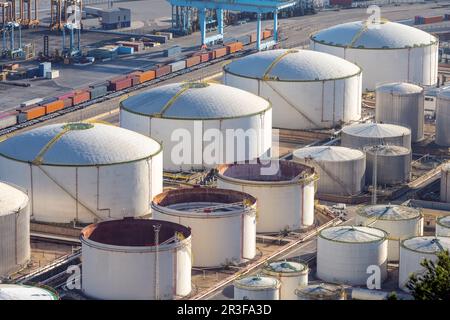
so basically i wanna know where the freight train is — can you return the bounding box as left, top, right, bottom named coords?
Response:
left=0, top=33, right=265, bottom=132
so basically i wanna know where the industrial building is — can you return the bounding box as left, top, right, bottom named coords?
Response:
left=216, top=160, right=317, bottom=233
left=0, top=181, right=30, bottom=277
left=100, top=8, right=132, bottom=30
left=310, top=20, right=439, bottom=91
left=0, top=123, right=163, bottom=224
left=120, top=82, right=272, bottom=171
left=223, top=49, right=362, bottom=130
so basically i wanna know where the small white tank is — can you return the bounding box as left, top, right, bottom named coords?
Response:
left=295, top=283, right=346, bottom=300
left=0, top=284, right=59, bottom=300
left=436, top=215, right=450, bottom=237
left=435, top=89, right=450, bottom=146
left=441, top=163, right=450, bottom=203
left=399, top=236, right=450, bottom=291
left=234, top=276, right=281, bottom=300
left=262, top=261, right=309, bottom=300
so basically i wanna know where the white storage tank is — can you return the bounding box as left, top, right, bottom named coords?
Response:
left=234, top=276, right=281, bottom=300
left=310, top=20, right=438, bottom=91
left=399, top=236, right=450, bottom=291
left=341, top=123, right=411, bottom=150
left=262, top=261, right=309, bottom=300
left=151, top=188, right=256, bottom=267
left=0, top=284, right=59, bottom=300
left=317, top=225, right=388, bottom=285
left=223, top=49, right=362, bottom=130
left=355, top=204, right=423, bottom=261
left=0, top=122, right=163, bottom=224
left=120, top=82, right=272, bottom=171
left=295, top=283, right=346, bottom=300
left=216, top=160, right=317, bottom=233
left=436, top=215, right=450, bottom=237
left=441, top=164, right=450, bottom=203
left=435, top=89, right=450, bottom=146
left=375, top=82, right=424, bottom=143
left=81, top=218, right=192, bottom=300
left=364, top=145, right=412, bottom=186
left=0, top=181, right=30, bottom=277
left=293, top=146, right=365, bottom=196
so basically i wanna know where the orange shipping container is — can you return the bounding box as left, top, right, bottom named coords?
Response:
left=250, top=33, right=258, bottom=43
left=24, top=106, right=45, bottom=120
left=186, top=55, right=201, bottom=68
left=235, top=42, right=243, bottom=51
left=72, top=91, right=90, bottom=105
left=140, top=70, right=155, bottom=82
left=44, top=100, right=65, bottom=114
left=214, top=47, right=227, bottom=58
left=262, top=30, right=272, bottom=39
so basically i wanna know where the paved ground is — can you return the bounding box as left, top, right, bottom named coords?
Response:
left=1, top=2, right=449, bottom=112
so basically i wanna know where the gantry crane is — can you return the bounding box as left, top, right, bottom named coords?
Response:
left=50, top=0, right=82, bottom=31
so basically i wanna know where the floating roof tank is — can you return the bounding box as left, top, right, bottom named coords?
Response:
left=151, top=188, right=257, bottom=267
left=81, top=218, right=192, bottom=300
left=356, top=204, right=423, bottom=261
left=317, top=225, right=388, bottom=285
left=223, top=49, right=362, bottom=130
left=341, top=122, right=411, bottom=150
left=295, top=283, right=346, bottom=300
left=0, top=122, right=163, bottom=224
left=120, top=82, right=272, bottom=171
left=0, top=182, right=30, bottom=277
left=436, top=215, right=450, bottom=237
left=310, top=20, right=438, bottom=91
left=216, top=160, right=317, bottom=233
left=293, top=146, right=365, bottom=196
left=0, top=284, right=59, bottom=300
left=375, top=82, right=424, bottom=143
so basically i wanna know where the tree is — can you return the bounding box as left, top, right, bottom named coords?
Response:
left=406, top=250, right=450, bottom=300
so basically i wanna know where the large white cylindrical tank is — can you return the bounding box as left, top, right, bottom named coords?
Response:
left=293, top=146, right=365, bottom=196
left=234, top=276, right=281, bottom=300
left=441, top=164, right=450, bottom=203
left=317, top=225, right=388, bottom=285
left=436, top=215, right=450, bottom=237
left=262, top=261, right=308, bottom=300
left=0, top=284, right=59, bottom=300
left=0, top=123, right=163, bottom=224
left=216, top=160, right=317, bottom=233
left=120, top=82, right=272, bottom=171
left=0, top=182, right=30, bottom=277
left=295, top=283, right=346, bottom=300
left=310, top=20, right=438, bottom=91
left=364, top=145, right=412, bottom=186
left=341, top=123, right=412, bottom=150
left=375, top=82, right=424, bottom=142
left=151, top=188, right=256, bottom=267
left=223, top=49, right=362, bottom=130
left=81, top=218, right=192, bottom=300
left=435, top=89, right=450, bottom=146
left=355, top=204, right=423, bottom=261
left=399, top=236, right=450, bottom=291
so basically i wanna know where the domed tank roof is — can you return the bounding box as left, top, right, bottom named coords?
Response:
left=311, top=20, right=437, bottom=49
left=437, top=215, right=450, bottom=228
left=296, top=283, right=343, bottom=298
left=437, top=87, right=450, bottom=100
left=0, top=284, right=59, bottom=300
left=264, top=261, right=307, bottom=273
left=120, top=82, right=271, bottom=119
left=0, top=182, right=28, bottom=217
left=224, top=49, right=361, bottom=81
left=342, top=123, right=411, bottom=138
left=376, top=82, right=423, bottom=95
left=0, top=122, right=161, bottom=166
left=234, top=276, right=280, bottom=290
left=320, top=225, right=387, bottom=243
left=401, top=236, right=450, bottom=253
left=293, top=146, right=365, bottom=162
left=364, top=145, right=410, bottom=156
left=357, top=204, right=421, bottom=221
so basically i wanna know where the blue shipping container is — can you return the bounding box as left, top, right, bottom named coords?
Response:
left=118, top=46, right=134, bottom=54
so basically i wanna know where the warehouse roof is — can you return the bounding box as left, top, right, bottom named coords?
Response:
left=376, top=82, right=423, bottom=95
left=402, top=236, right=450, bottom=253
left=311, top=20, right=437, bottom=49
left=342, top=123, right=411, bottom=138
left=0, top=182, right=28, bottom=217
left=320, top=226, right=387, bottom=243
left=224, top=49, right=361, bottom=81
left=358, top=205, right=421, bottom=221
left=293, top=146, right=365, bottom=162
left=0, top=122, right=161, bottom=166
left=120, top=82, right=271, bottom=119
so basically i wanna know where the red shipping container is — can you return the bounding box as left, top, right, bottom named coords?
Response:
left=423, top=16, right=443, bottom=24
left=214, top=47, right=227, bottom=58
left=58, top=92, right=74, bottom=100
left=208, top=50, right=216, bottom=60
left=186, top=55, right=201, bottom=68
left=198, top=52, right=209, bottom=63
left=109, top=78, right=132, bottom=91
left=72, top=91, right=91, bottom=105
left=154, top=65, right=171, bottom=78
